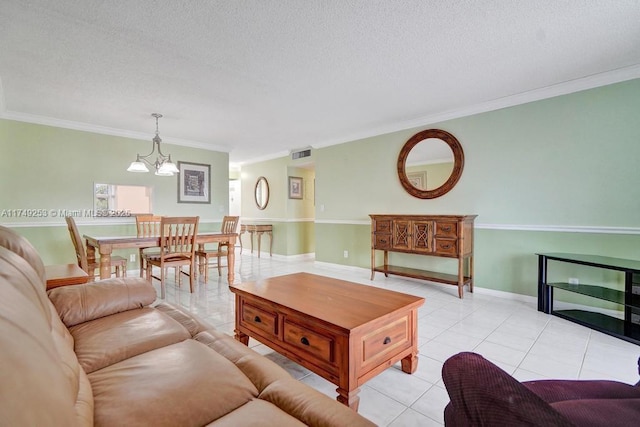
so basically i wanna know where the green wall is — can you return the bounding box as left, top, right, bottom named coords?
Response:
left=239, top=152, right=315, bottom=256
left=0, top=119, right=229, bottom=267
left=247, top=78, right=640, bottom=300
left=3, top=79, right=640, bottom=302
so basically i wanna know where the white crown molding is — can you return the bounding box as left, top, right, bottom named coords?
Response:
left=312, top=65, right=640, bottom=150
left=0, top=110, right=230, bottom=153
left=3, top=66, right=638, bottom=163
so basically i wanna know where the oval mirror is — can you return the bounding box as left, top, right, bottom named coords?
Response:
left=254, top=176, right=270, bottom=210
left=397, top=129, right=464, bottom=199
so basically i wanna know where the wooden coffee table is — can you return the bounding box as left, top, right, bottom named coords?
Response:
left=229, top=272, right=425, bottom=411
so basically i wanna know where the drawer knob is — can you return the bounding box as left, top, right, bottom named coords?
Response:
left=441, top=244, right=451, bottom=249
left=300, top=337, right=310, bottom=346
left=383, top=336, right=391, bottom=345
left=380, top=239, right=387, bottom=243
left=254, top=316, right=262, bottom=323
left=441, top=226, right=452, bottom=232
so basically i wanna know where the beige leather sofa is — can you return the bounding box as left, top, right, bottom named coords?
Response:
left=0, top=225, right=375, bottom=426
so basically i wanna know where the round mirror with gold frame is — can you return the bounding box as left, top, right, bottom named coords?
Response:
left=397, top=129, right=464, bottom=199
left=254, top=176, right=270, bottom=210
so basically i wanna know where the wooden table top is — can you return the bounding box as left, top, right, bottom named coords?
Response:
left=45, top=263, right=89, bottom=289
left=230, top=272, right=424, bottom=331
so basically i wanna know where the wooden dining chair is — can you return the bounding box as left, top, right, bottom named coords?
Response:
left=145, top=216, right=199, bottom=299
left=195, top=215, right=239, bottom=283
left=65, top=216, right=127, bottom=281
left=135, top=214, right=162, bottom=278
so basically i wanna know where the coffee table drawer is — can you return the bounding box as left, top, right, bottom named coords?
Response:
left=362, top=316, right=410, bottom=365
left=283, top=320, right=334, bottom=363
left=240, top=302, right=278, bottom=338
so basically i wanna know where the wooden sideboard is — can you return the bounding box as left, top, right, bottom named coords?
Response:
left=370, top=214, right=477, bottom=298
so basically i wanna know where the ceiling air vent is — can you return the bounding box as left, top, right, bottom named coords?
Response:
left=291, top=149, right=311, bottom=160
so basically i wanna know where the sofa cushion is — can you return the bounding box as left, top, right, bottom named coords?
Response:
left=259, top=378, right=377, bottom=427
left=0, top=247, right=85, bottom=426
left=0, top=225, right=46, bottom=283
left=207, top=399, right=306, bottom=426
left=154, top=300, right=216, bottom=337
left=89, top=339, right=260, bottom=427
left=48, top=277, right=157, bottom=327
left=70, top=307, right=191, bottom=373
left=0, top=243, right=53, bottom=323
left=195, top=330, right=292, bottom=392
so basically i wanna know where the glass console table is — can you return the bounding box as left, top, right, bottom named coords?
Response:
left=537, top=253, right=640, bottom=345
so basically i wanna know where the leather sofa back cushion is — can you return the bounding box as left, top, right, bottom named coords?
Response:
left=0, top=225, right=46, bottom=283
left=70, top=307, right=191, bottom=373
left=0, top=248, right=82, bottom=425
left=48, top=278, right=157, bottom=327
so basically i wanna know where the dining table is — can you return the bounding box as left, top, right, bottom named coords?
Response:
left=84, top=232, right=238, bottom=284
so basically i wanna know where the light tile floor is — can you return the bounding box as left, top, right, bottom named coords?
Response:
left=153, top=250, right=640, bottom=426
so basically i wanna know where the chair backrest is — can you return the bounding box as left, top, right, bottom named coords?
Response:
left=136, top=214, right=162, bottom=237
left=159, top=216, right=199, bottom=259
left=65, top=216, right=88, bottom=272
left=220, top=216, right=240, bottom=234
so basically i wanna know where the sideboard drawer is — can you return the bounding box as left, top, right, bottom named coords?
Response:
left=374, top=234, right=392, bottom=249
left=435, top=221, right=458, bottom=238
left=374, top=220, right=392, bottom=233
left=283, top=320, right=334, bottom=363
left=361, top=316, right=410, bottom=367
left=434, top=238, right=458, bottom=256
left=240, top=302, right=279, bottom=338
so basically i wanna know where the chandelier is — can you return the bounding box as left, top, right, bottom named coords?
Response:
left=127, top=113, right=179, bottom=176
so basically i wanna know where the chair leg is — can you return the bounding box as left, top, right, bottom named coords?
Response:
left=160, top=264, right=165, bottom=299
left=189, top=261, right=195, bottom=293
left=204, top=254, right=209, bottom=283
left=122, top=262, right=127, bottom=277
left=217, top=252, right=222, bottom=276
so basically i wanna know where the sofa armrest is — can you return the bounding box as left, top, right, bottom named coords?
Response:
left=442, top=352, right=574, bottom=426
left=47, top=278, right=156, bottom=327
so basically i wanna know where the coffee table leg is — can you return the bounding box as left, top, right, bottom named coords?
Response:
left=401, top=352, right=418, bottom=374
left=234, top=330, right=249, bottom=345
left=337, top=387, right=360, bottom=412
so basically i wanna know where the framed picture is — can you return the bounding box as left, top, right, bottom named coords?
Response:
left=407, top=171, right=427, bottom=189
left=177, top=161, right=211, bottom=204
left=288, top=176, right=303, bottom=199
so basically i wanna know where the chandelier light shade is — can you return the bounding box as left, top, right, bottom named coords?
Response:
left=127, top=113, right=179, bottom=176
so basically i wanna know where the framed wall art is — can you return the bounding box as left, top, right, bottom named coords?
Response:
left=177, top=161, right=211, bottom=204
left=288, top=176, right=303, bottom=199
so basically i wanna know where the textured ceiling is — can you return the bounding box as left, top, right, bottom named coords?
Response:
left=1, top=0, right=640, bottom=165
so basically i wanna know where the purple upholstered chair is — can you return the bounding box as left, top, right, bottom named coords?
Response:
left=442, top=352, right=640, bottom=426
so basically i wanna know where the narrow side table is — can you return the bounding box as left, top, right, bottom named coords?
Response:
left=45, top=264, right=89, bottom=290
left=239, top=224, right=273, bottom=257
